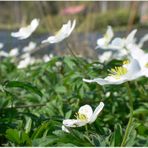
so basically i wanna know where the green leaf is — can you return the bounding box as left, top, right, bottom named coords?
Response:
left=4, top=81, right=42, bottom=97
left=5, top=129, right=31, bottom=146
left=110, top=123, right=123, bottom=146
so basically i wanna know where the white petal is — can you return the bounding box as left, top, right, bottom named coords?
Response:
left=63, top=119, right=87, bottom=127
left=110, top=37, right=125, bottom=48
left=9, top=48, right=19, bottom=57
left=106, top=26, right=114, bottom=41
left=69, top=19, right=76, bottom=36
left=62, top=125, right=70, bottom=133
left=125, top=29, right=137, bottom=45
left=83, top=77, right=125, bottom=85
left=138, top=34, right=148, bottom=48
left=124, top=58, right=142, bottom=80
left=11, top=18, right=39, bottom=40
left=89, top=102, right=104, bottom=124
left=78, top=104, right=93, bottom=121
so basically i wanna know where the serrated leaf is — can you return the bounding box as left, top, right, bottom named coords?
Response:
left=4, top=81, right=42, bottom=97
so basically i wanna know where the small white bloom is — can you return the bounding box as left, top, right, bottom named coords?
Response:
left=17, top=54, right=35, bottom=69
left=9, top=48, right=19, bottom=57
left=11, top=18, right=39, bottom=40
left=96, top=26, right=114, bottom=49
left=62, top=102, right=104, bottom=131
left=42, top=20, right=76, bottom=44
left=0, top=51, right=8, bottom=57
left=23, top=41, right=36, bottom=53
left=83, top=58, right=143, bottom=85
left=43, top=54, right=53, bottom=62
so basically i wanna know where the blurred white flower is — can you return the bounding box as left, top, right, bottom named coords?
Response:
left=55, top=61, right=62, bottom=67
left=0, top=42, right=4, bottom=49
left=17, top=54, right=35, bottom=69
left=96, top=26, right=114, bottom=49
left=23, top=41, right=36, bottom=52
left=9, top=48, right=19, bottom=57
left=0, top=50, right=8, bottom=57
left=0, top=48, right=19, bottom=58
left=11, top=18, right=39, bottom=40
left=62, top=102, right=104, bottom=131
left=42, top=20, right=76, bottom=44
left=43, top=54, right=53, bottom=62
left=83, top=58, right=143, bottom=85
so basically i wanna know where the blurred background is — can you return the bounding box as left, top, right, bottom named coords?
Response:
left=0, top=1, right=148, bottom=58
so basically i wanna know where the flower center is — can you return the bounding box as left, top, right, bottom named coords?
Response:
left=75, top=112, right=87, bottom=121
left=145, top=63, right=148, bottom=68
left=109, top=66, right=128, bottom=79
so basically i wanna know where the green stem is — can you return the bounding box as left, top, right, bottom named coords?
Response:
left=65, top=41, right=88, bottom=77
left=121, top=82, right=133, bottom=146
left=85, top=124, right=89, bottom=136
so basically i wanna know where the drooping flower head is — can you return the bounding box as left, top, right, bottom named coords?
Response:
left=11, top=18, right=40, bottom=40
left=42, top=19, right=76, bottom=44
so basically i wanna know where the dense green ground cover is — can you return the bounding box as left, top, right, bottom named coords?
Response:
left=0, top=55, right=147, bottom=146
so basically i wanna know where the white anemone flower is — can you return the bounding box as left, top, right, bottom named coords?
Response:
left=0, top=48, right=19, bottom=58
left=43, top=54, right=53, bottom=62
left=11, top=18, right=39, bottom=40
left=17, top=53, right=35, bottom=69
left=42, top=20, right=76, bottom=44
left=23, top=41, right=36, bottom=53
left=62, top=102, right=104, bottom=132
left=96, top=26, right=114, bottom=49
left=9, top=48, right=19, bottom=57
left=83, top=58, right=143, bottom=85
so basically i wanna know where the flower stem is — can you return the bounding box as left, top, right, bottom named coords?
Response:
left=65, top=41, right=88, bottom=77
left=85, top=124, right=89, bottom=136
left=121, top=82, right=133, bottom=146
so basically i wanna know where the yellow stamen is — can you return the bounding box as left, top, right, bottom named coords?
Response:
left=109, top=66, right=128, bottom=79
left=145, top=63, right=148, bottom=68
left=75, top=112, right=87, bottom=121
left=123, top=60, right=130, bottom=65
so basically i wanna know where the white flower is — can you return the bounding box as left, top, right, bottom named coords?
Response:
left=23, top=41, right=36, bottom=53
left=62, top=102, right=104, bottom=131
left=9, top=48, right=19, bottom=57
left=43, top=54, right=53, bottom=62
left=0, top=50, right=8, bottom=57
left=83, top=58, right=143, bottom=85
left=42, top=20, right=76, bottom=44
left=0, top=42, right=4, bottom=49
left=96, top=26, right=114, bottom=49
left=11, top=18, right=39, bottom=40
left=17, top=54, right=35, bottom=69
left=0, top=48, right=19, bottom=58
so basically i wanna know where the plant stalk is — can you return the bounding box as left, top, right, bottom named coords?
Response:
left=121, top=82, right=133, bottom=146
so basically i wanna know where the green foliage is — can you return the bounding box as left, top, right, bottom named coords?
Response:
left=0, top=55, right=147, bottom=146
